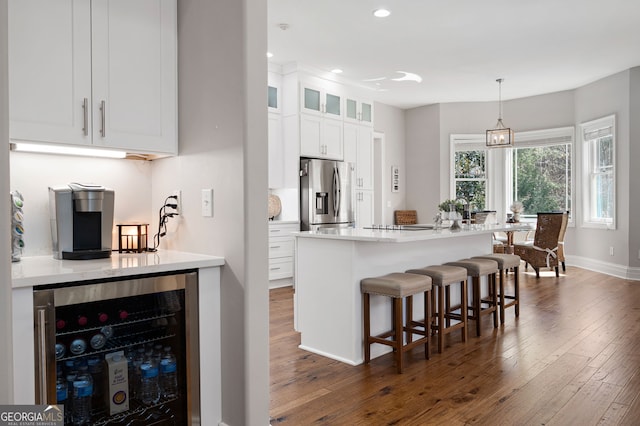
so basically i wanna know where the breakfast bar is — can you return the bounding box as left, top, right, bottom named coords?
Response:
left=293, top=224, right=529, bottom=365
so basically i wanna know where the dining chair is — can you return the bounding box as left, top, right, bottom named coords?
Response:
left=513, top=212, right=566, bottom=278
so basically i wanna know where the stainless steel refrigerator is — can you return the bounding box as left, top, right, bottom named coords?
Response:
left=300, top=158, right=354, bottom=231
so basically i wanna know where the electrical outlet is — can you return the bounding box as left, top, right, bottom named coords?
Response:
left=201, top=189, right=213, bottom=217
left=609, top=246, right=614, bottom=256
left=172, top=189, right=181, bottom=215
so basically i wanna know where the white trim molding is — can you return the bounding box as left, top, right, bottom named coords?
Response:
left=567, top=255, right=640, bottom=281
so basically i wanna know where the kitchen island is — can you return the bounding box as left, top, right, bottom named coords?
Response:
left=294, top=224, right=529, bottom=365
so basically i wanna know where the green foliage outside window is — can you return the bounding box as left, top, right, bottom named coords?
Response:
left=513, top=144, right=571, bottom=216
left=454, top=150, right=486, bottom=210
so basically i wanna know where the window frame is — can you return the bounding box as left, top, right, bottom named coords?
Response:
left=505, top=126, right=575, bottom=224
left=580, top=115, right=616, bottom=230
left=450, top=135, right=492, bottom=211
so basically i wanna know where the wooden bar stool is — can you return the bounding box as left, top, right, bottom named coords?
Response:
left=472, top=253, right=521, bottom=324
left=444, top=258, right=498, bottom=337
left=405, top=265, right=468, bottom=354
left=361, top=272, right=432, bottom=373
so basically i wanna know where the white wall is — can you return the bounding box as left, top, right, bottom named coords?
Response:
left=574, top=69, right=631, bottom=267
left=405, top=104, right=440, bottom=222
left=630, top=68, right=640, bottom=268
left=0, top=0, right=14, bottom=404
left=9, top=153, right=152, bottom=255
left=404, top=70, right=640, bottom=274
left=373, top=102, right=406, bottom=224
left=153, top=0, right=269, bottom=424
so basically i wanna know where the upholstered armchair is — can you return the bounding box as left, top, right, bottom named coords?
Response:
left=513, top=212, right=567, bottom=277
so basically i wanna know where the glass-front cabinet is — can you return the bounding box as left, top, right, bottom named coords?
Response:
left=300, top=84, right=342, bottom=120
left=344, top=96, right=373, bottom=126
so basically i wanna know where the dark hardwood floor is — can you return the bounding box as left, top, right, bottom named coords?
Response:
left=269, top=266, right=640, bottom=425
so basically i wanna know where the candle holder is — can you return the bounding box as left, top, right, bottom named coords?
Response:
left=117, top=224, right=148, bottom=253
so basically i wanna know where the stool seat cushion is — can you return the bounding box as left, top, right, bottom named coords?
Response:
left=472, top=254, right=521, bottom=269
left=361, top=272, right=432, bottom=298
left=445, top=258, right=498, bottom=276
left=405, top=265, right=467, bottom=286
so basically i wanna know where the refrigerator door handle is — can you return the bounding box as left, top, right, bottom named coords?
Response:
left=333, top=166, right=341, bottom=216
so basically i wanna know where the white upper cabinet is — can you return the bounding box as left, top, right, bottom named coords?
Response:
left=299, top=81, right=343, bottom=160
left=344, top=96, right=374, bottom=126
left=9, top=0, right=177, bottom=156
left=300, top=113, right=343, bottom=160
left=343, top=123, right=373, bottom=190
left=300, top=83, right=342, bottom=120
left=9, top=0, right=92, bottom=146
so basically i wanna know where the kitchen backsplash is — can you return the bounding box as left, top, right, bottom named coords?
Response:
left=269, top=187, right=297, bottom=221
left=10, top=152, right=153, bottom=256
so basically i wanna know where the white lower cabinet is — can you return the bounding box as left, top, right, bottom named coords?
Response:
left=269, top=222, right=298, bottom=281
left=356, top=190, right=374, bottom=228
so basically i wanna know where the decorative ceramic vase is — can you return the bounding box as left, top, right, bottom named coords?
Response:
left=513, top=212, right=520, bottom=223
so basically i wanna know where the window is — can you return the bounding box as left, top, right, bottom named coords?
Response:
left=510, top=128, right=573, bottom=219
left=451, top=128, right=573, bottom=221
left=452, top=136, right=488, bottom=210
left=581, top=115, right=615, bottom=228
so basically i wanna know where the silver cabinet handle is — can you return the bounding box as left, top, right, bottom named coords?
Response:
left=270, top=267, right=281, bottom=271
left=100, top=100, right=106, bottom=137
left=82, top=98, right=88, bottom=136
left=36, top=308, right=48, bottom=404
left=270, top=245, right=281, bottom=249
left=270, top=229, right=281, bottom=233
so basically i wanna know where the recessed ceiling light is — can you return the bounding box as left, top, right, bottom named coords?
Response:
left=331, top=69, right=343, bottom=74
left=266, top=52, right=273, bottom=58
left=373, top=9, right=391, bottom=18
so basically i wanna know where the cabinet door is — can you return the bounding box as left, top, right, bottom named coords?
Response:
left=300, top=113, right=322, bottom=157
left=343, top=123, right=358, bottom=165
left=301, top=85, right=322, bottom=117
left=356, top=126, right=373, bottom=190
left=300, top=83, right=342, bottom=120
left=356, top=190, right=374, bottom=228
left=322, top=118, right=343, bottom=160
left=360, top=101, right=373, bottom=125
left=91, top=0, right=177, bottom=155
left=268, top=112, right=284, bottom=188
left=345, top=98, right=358, bottom=123
left=9, top=0, right=92, bottom=146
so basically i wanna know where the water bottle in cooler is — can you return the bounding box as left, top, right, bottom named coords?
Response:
left=87, top=355, right=106, bottom=414
left=139, top=358, right=160, bottom=406
left=131, top=347, right=146, bottom=401
left=160, top=346, right=179, bottom=399
left=72, top=365, right=93, bottom=425
left=56, top=369, right=71, bottom=425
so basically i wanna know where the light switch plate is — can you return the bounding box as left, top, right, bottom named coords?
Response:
left=201, top=189, right=213, bottom=217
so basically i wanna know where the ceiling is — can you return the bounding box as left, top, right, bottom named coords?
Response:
left=267, top=0, right=640, bottom=109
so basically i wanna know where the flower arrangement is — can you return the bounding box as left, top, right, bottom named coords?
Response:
left=510, top=201, right=523, bottom=222
left=438, top=199, right=464, bottom=215
left=510, top=201, right=523, bottom=214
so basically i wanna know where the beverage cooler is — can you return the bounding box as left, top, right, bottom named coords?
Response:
left=33, top=271, right=200, bottom=425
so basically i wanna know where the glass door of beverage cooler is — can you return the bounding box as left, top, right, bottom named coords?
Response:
left=33, top=271, right=200, bottom=425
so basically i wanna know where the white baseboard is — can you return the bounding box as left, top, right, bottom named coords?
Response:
left=269, top=278, right=294, bottom=289
left=567, top=255, right=640, bottom=281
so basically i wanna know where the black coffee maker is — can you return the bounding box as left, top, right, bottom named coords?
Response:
left=49, top=183, right=115, bottom=260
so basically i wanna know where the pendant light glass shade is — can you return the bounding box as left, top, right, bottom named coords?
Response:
left=486, top=79, right=514, bottom=147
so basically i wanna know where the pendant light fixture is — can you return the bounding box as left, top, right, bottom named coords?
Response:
left=486, top=78, right=514, bottom=147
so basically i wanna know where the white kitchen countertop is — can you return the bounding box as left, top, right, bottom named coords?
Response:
left=11, top=250, right=225, bottom=288
left=293, top=223, right=531, bottom=243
